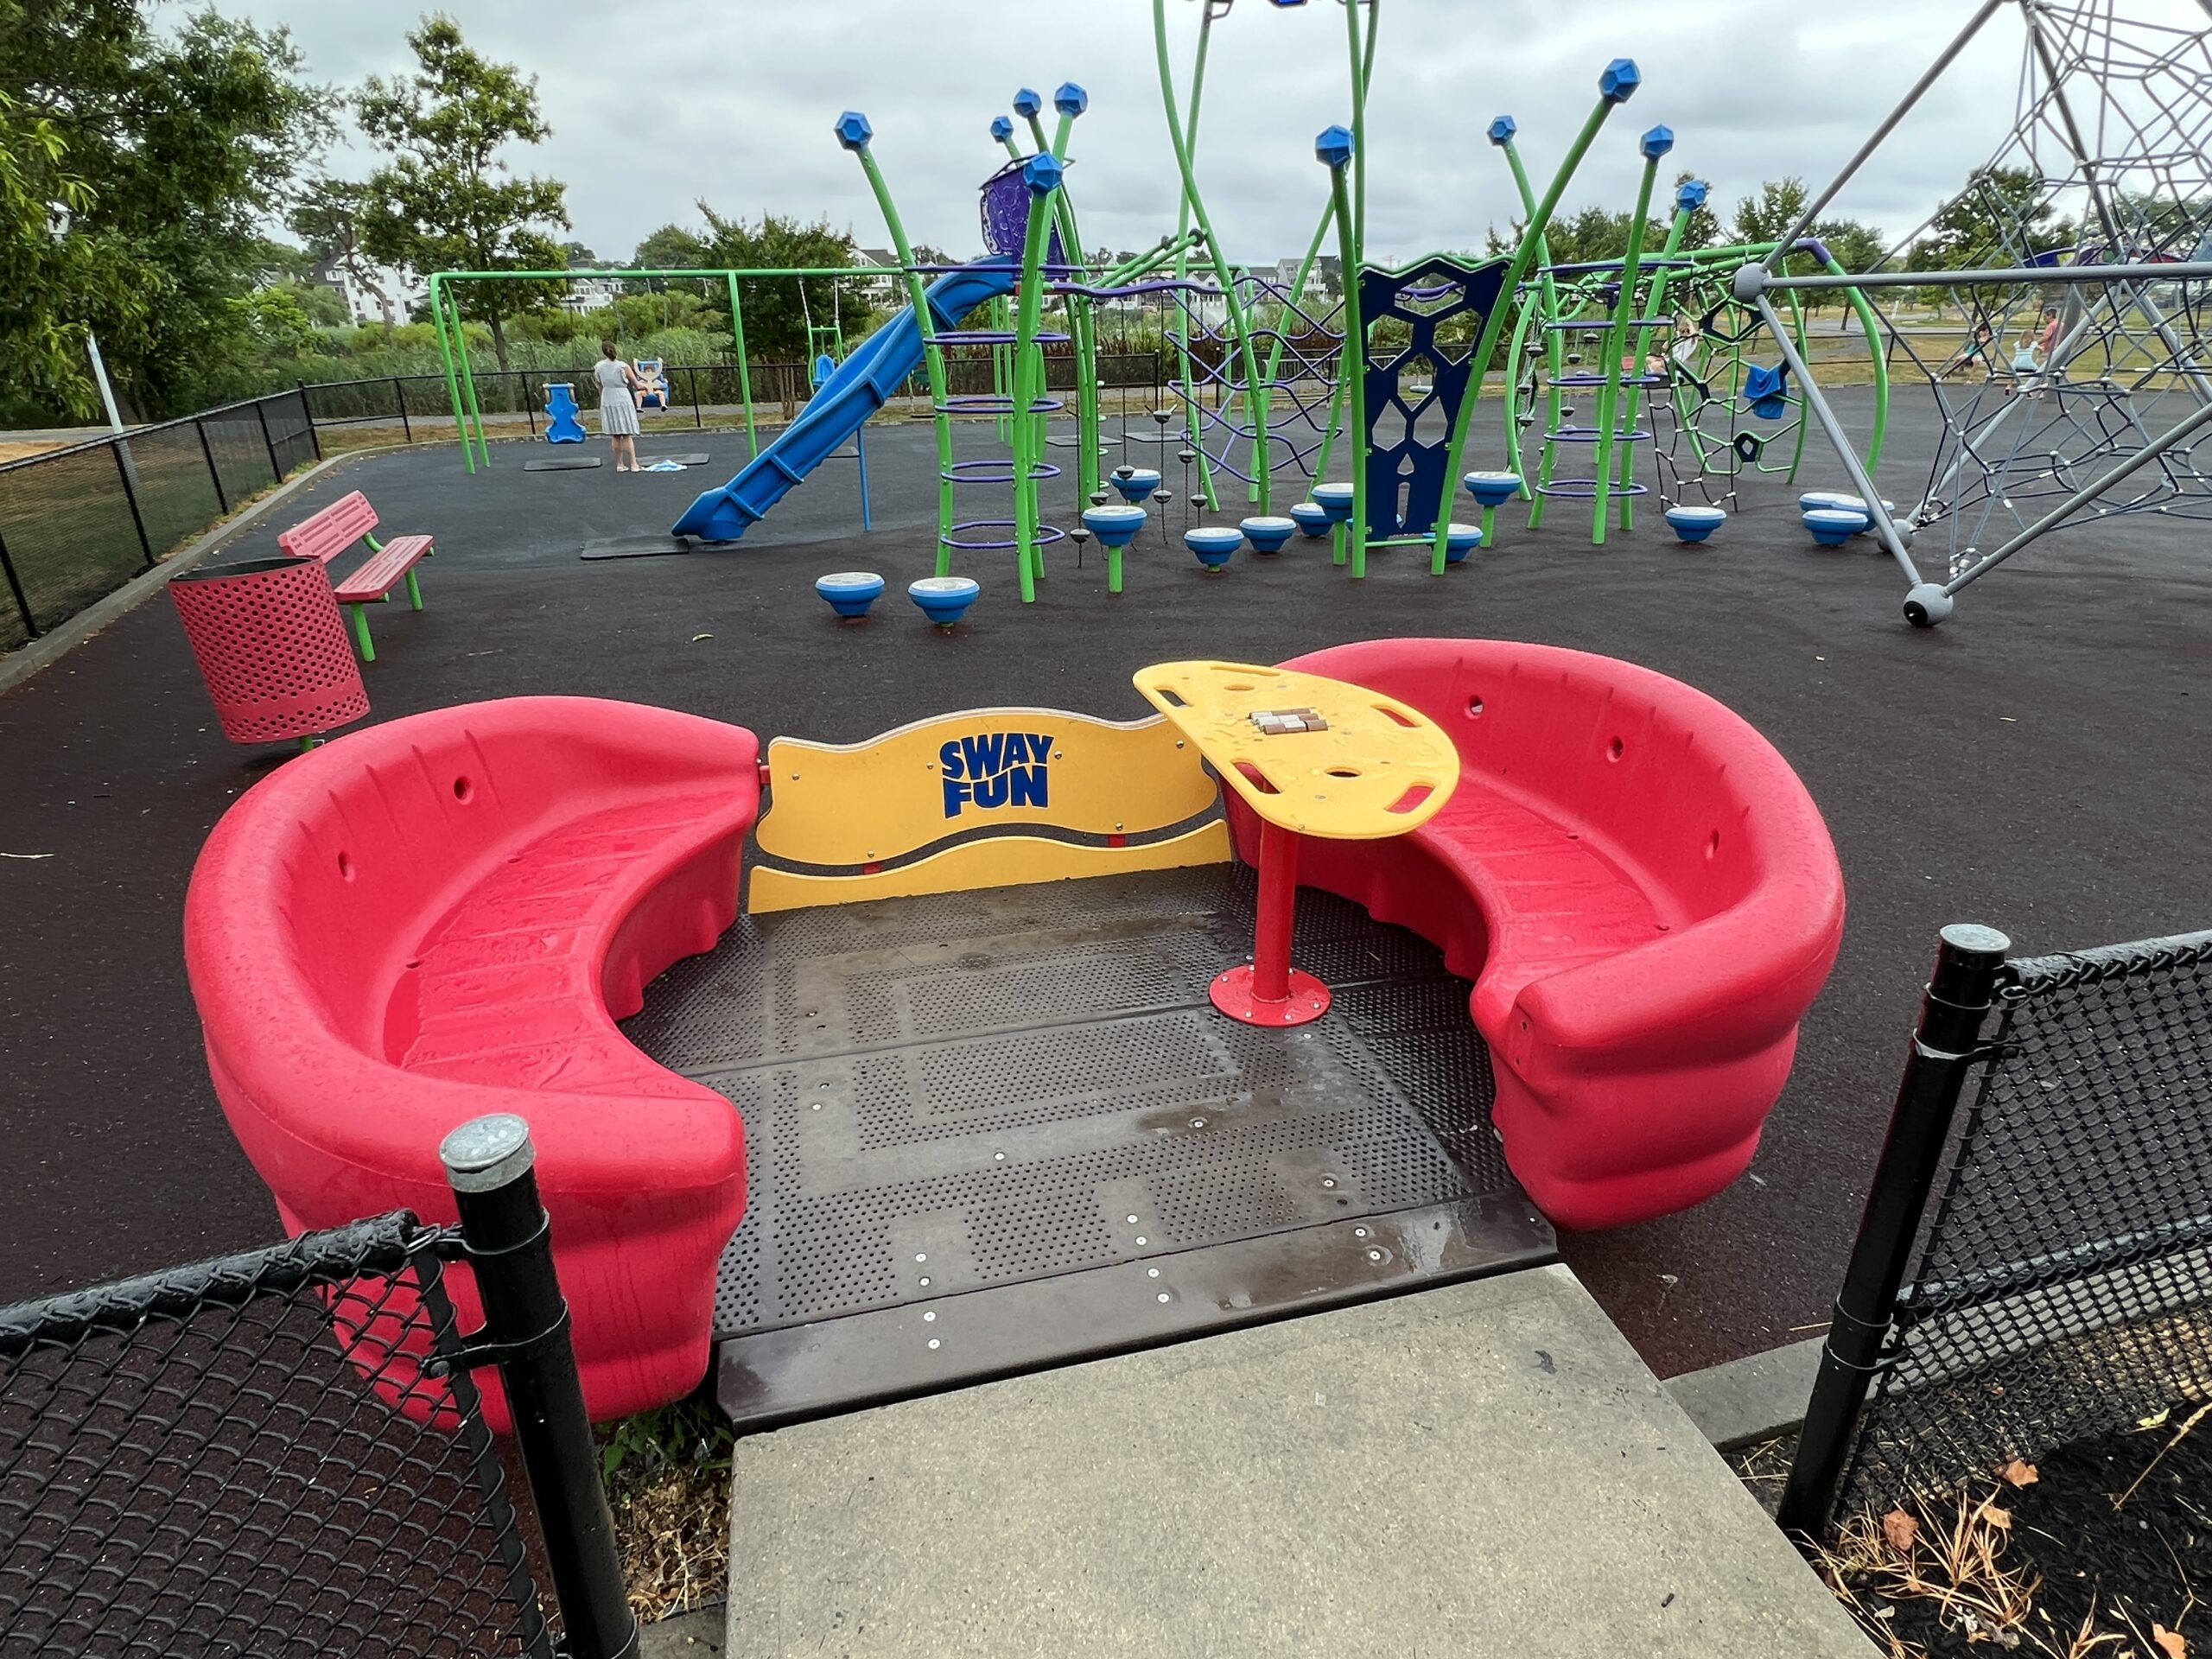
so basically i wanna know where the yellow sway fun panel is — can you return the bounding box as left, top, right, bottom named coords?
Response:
left=746, top=708, right=1225, bottom=912
left=1132, top=659, right=1461, bottom=841
left=746, top=822, right=1232, bottom=915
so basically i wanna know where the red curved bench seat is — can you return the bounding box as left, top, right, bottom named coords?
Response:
left=185, top=696, right=759, bottom=1420
left=1224, top=641, right=1845, bottom=1230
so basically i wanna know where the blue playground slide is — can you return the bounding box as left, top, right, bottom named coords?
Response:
left=671, top=257, right=1021, bottom=543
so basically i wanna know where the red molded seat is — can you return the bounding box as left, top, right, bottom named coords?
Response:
left=1224, top=640, right=1845, bottom=1230
left=185, top=696, right=760, bottom=1420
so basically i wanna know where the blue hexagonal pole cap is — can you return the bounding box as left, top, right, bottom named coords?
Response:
left=834, top=111, right=873, bottom=153
left=1676, top=178, right=1709, bottom=212
left=1022, top=153, right=1065, bottom=196
left=1054, top=82, right=1088, bottom=118
left=1486, top=115, right=1517, bottom=146
left=1599, top=59, right=1641, bottom=103
left=1639, top=124, right=1675, bottom=161
left=1315, top=124, right=1355, bottom=170
left=989, top=115, right=1014, bottom=144
left=1013, top=87, right=1043, bottom=118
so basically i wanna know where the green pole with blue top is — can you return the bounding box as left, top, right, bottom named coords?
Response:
left=1429, top=60, right=1643, bottom=572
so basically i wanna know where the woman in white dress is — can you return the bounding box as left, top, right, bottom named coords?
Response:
left=594, top=340, right=644, bottom=472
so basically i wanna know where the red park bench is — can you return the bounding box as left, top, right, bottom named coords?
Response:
left=276, top=490, right=435, bottom=663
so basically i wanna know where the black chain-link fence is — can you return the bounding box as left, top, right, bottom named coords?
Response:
left=0, top=390, right=318, bottom=654
left=1798, top=929, right=2212, bottom=1531
left=0, top=351, right=1181, bottom=655
left=302, top=353, right=1176, bottom=446
left=0, top=1211, right=556, bottom=1658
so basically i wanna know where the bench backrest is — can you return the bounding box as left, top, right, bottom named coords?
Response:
left=1286, top=639, right=1827, bottom=924
left=194, top=697, right=760, bottom=1054
left=278, top=491, right=380, bottom=566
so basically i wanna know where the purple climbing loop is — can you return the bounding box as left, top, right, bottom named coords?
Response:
left=1168, top=271, right=1346, bottom=487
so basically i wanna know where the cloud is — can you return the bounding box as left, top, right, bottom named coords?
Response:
left=212, top=0, right=2210, bottom=264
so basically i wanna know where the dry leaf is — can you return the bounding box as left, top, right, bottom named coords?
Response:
left=2001, top=1459, right=2040, bottom=1487
left=1883, top=1510, right=1919, bottom=1552
left=1974, top=1497, right=2014, bottom=1530
left=690, top=632, right=713, bottom=642
left=2154, top=1623, right=2188, bottom=1659
left=2141, top=1407, right=2172, bottom=1429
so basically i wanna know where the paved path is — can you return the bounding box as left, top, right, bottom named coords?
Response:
left=724, top=1265, right=1874, bottom=1657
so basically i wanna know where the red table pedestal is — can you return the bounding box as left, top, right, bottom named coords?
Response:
left=1209, top=818, right=1332, bottom=1027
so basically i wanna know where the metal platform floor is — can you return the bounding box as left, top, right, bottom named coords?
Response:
left=622, top=865, right=1554, bottom=1430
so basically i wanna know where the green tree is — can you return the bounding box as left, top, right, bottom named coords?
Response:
left=356, top=15, right=570, bottom=372
left=292, top=178, right=395, bottom=323
left=1909, top=167, right=2073, bottom=268
left=1, top=0, right=333, bottom=418
left=632, top=224, right=708, bottom=270
left=1485, top=204, right=1671, bottom=265
left=696, top=207, right=859, bottom=359
left=1732, top=178, right=1810, bottom=248
left=0, top=87, right=111, bottom=412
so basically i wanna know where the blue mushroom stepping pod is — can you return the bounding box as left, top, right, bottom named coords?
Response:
left=909, top=575, right=980, bottom=628
left=1798, top=490, right=1864, bottom=514
left=1312, top=482, right=1357, bottom=567
left=1803, top=508, right=1866, bottom=548
left=1240, top=515, right=1295, bottom=555
left=1442, top=523, right=1484, bottom=565
left=1185, top=525, right=1242, bottom=571
left=543, top=383, right=587, bottom=444
left=1461, top=469, right=1522, bottom=553
left=815, top=570, right=885, bottom=620
left=1110, top=467, right=1162, bottom=506
left=1664, top=505, right=1727, bottom=544
left=1082, top=503, right=1148, bottom=594
left=1288, top=501, right=1333, bottom=539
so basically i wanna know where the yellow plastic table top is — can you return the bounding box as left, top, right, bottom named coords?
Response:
left=1133, top=659, right=1461, bottom=840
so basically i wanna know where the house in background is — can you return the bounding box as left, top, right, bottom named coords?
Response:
left=854, top=248, right=903, bottom=302
left=310, top=256, right=423, bottom=327
left=561, top=273, right=626, bottom=315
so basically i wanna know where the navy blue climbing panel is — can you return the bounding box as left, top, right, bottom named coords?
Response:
left=1357, top=254, right=1511, bottom=540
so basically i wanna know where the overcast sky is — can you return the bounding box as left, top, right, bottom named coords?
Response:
left=212, top=0, right=2209, bottom=265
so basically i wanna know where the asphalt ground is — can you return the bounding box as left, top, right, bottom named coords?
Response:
left=3, top=386, right=2205, bottom=1376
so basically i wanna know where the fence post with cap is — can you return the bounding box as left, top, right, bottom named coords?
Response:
left=1777, top=923, right=2012, bottom=1537
left=440, top=1114, right=639, bottom=1659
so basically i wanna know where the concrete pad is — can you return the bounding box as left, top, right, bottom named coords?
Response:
left=724, top=1265, right=1873, bottom=1657
left=1666, top=1335, right=1824, bottom=1450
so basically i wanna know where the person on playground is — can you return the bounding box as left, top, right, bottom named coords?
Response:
left=594, top=340, right=644, bottom=472
left=1939, top=321, right=1996, bottom=380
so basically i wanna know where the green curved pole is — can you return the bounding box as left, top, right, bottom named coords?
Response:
left=1038, top=98, right=1101, bottom=504
left=1255, top=200, right=1336, bottom=500
left=1591, top=142, right=1662, bottom=545
left=1829, top=252, right=1890, bottom=476
left=1610, top=188, right=1695, bottom=531
left=1781, top=284, right=1811, bottom=482
left=1278, top=4, right=1381, bottom=505
left=1496, top=132, right=1566, bottom=542
left=428, top=274, right=475, bottom=475
left=725, top=275, right=758, bottom=460
left=1321, top=141, right=1363, bottom=575
left=1154, top=0, right=1271, bottom=513
left=1011, top=165, right=1059, bottom=602
left=843, top=122, right=958, bottom=575
left=445, top=282, right=489, bottom=470
left=1429, top=81, right=1630, bottom=573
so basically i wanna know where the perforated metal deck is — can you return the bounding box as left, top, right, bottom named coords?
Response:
left=622, top=865, right=1553, bottom=1428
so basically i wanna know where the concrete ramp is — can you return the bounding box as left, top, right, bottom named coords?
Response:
left=722, top=1264, right=1873, bottom=1657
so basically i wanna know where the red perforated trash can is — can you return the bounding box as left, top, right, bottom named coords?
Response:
left=169, top=556, right=370, bottom=747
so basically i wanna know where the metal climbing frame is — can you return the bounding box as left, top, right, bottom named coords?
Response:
left=1746, top=0, right=2212, bottom=625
